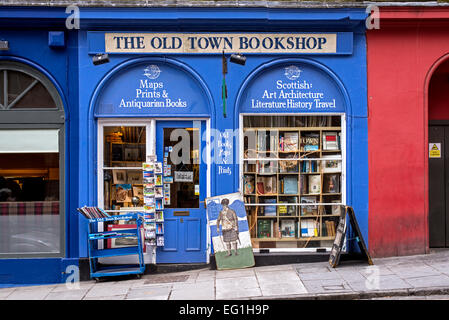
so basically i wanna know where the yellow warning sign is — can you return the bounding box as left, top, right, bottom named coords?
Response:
left=429, top=143, right=441, bottom=158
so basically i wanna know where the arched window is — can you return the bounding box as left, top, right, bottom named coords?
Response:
left=0, top=61, right=65, bottom=257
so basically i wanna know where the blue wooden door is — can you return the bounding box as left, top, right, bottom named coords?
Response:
left=155, top=120, right=207, bottom=263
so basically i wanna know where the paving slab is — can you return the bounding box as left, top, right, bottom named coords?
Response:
left=346, top=274, right=412, bottom=292
left=302, top=278, right=352, bottom=294
left=126, top=285, right=171, bottom=300
left=44, top=289, right=89, bottom=300
left=388, top=265, right=442, bottom=279
left=84, top=284, right=130, bottom=299
left=404, top=275, right=449, bottom=288
left=216, top=275, right=262, bottom=299
left=170, top=281, right=215, bottom=300
left=216, top=268, right=255, bottom=279
left=5, top=286, right=53, bottom=300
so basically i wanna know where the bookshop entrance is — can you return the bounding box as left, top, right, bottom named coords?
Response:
left=155, top=120, right=207, bottom=263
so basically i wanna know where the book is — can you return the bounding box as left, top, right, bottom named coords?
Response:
left=257, top=219, right=273, bottom=238
left=263, top=198, right=277, bottom=216
left=301, top=133, right=319, bottom=151
left=282, top=132, right=299, bottom=152
left=322, top=132, right=339, bottom=150
left=281, top=176, right=298, bottom=194
left=308, top=175, right=321, bottom=194
left=300, top=219, right=318, bottom=237
left=244, top=175, right=255, bottom=194
left=301, top=196, right=318, bottom=216
left=321, top=155, right=341, bottom=173
left=256, top=176, right=277, bottom=194
left=331, top=200, right=342, bottom=215
left=323, top=174, right=340, bottom=193
left=278, top=196, right=297, bottom=216
left=280, top=219, right=296, bottom=238
left=115, top=184, right=132, bottom=203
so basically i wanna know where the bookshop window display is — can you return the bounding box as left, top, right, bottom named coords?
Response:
left=100, top=124, right=149, bottom=212
left=242, top=114, right=345, bottom=250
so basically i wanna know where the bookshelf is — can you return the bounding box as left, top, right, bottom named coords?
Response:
left=242, top=115, right=343, bottom=249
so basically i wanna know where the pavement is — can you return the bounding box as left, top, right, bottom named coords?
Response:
left=2, top=249, right=449, bottom=300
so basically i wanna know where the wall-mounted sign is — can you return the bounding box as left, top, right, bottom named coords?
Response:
left=104, top=33, right=341, bottom=54
left=88, top=32, right=352, bottom=55
left=95, top=61, right=210, bottom=117
left=429, top=143, right=441, bottom=158
left=239, top=63, right=346, bottom=113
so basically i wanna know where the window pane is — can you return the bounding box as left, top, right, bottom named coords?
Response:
left=103, top=126, right=146, bottom=210
left=7, top=70, right=36, bottom=107
left=164, top=127, right=200, bottom=209
left=0, top=129, right=59, bottom=153
left=104, top=126, right=146, bottom=167
left=11, top=81, right=57, bottom=109
left=0, top=151, right=60, bottom=254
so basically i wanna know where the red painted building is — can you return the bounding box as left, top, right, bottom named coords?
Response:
left=367, top=6, right=449, bottom=257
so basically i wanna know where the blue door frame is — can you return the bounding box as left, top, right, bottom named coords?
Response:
left=155, top=120, right=207, bottom=263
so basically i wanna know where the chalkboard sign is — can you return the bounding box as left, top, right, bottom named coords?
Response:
left=329, top=206, right=373, bottom=268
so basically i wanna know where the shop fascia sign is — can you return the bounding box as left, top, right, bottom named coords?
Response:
left=104, top=33, right=340, bottom=54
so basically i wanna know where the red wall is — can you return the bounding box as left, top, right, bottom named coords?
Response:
left=367, top=8, right=449, bottom=257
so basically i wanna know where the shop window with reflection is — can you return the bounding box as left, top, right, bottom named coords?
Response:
left=0, top=130, right=61, bottom=254
left=242, top=115, right=344, bottom=250
left=103, top=126, right=147, bottom=211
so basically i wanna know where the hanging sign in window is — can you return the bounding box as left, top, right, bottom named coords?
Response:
left=174, top=171, right=194, bottom=182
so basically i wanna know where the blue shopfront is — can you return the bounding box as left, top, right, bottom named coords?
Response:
left=0, top=6, right=367, bottom=284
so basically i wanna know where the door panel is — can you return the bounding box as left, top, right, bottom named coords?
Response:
left=155, top=120, right=207, bottom=263
left=429, top=126, right=445, bottom=247
left=185, top=218, right=201, bottom=251
left=162, top=218, right=179, bottom=252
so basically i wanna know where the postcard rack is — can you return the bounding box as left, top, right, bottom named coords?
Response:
left=86, top=212, right=145, bottom=280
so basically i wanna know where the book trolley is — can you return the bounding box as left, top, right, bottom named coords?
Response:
left=79, top=212, right=145, bottom=280
left=85, top=211, right=146, bottom=280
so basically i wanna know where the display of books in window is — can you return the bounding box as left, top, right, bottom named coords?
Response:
left=323, top=174, right=340, bottom=194
left=322, top=131, right=340, bottom=151
left=308, top=175, right=321, bottom=194
left=242, top=114, right=343, bottom=248
left=301, top=196, right=319, bottom=216
left=280, top=219, right=296, bottom=238
left=257, top=219, right=273, bottom=238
